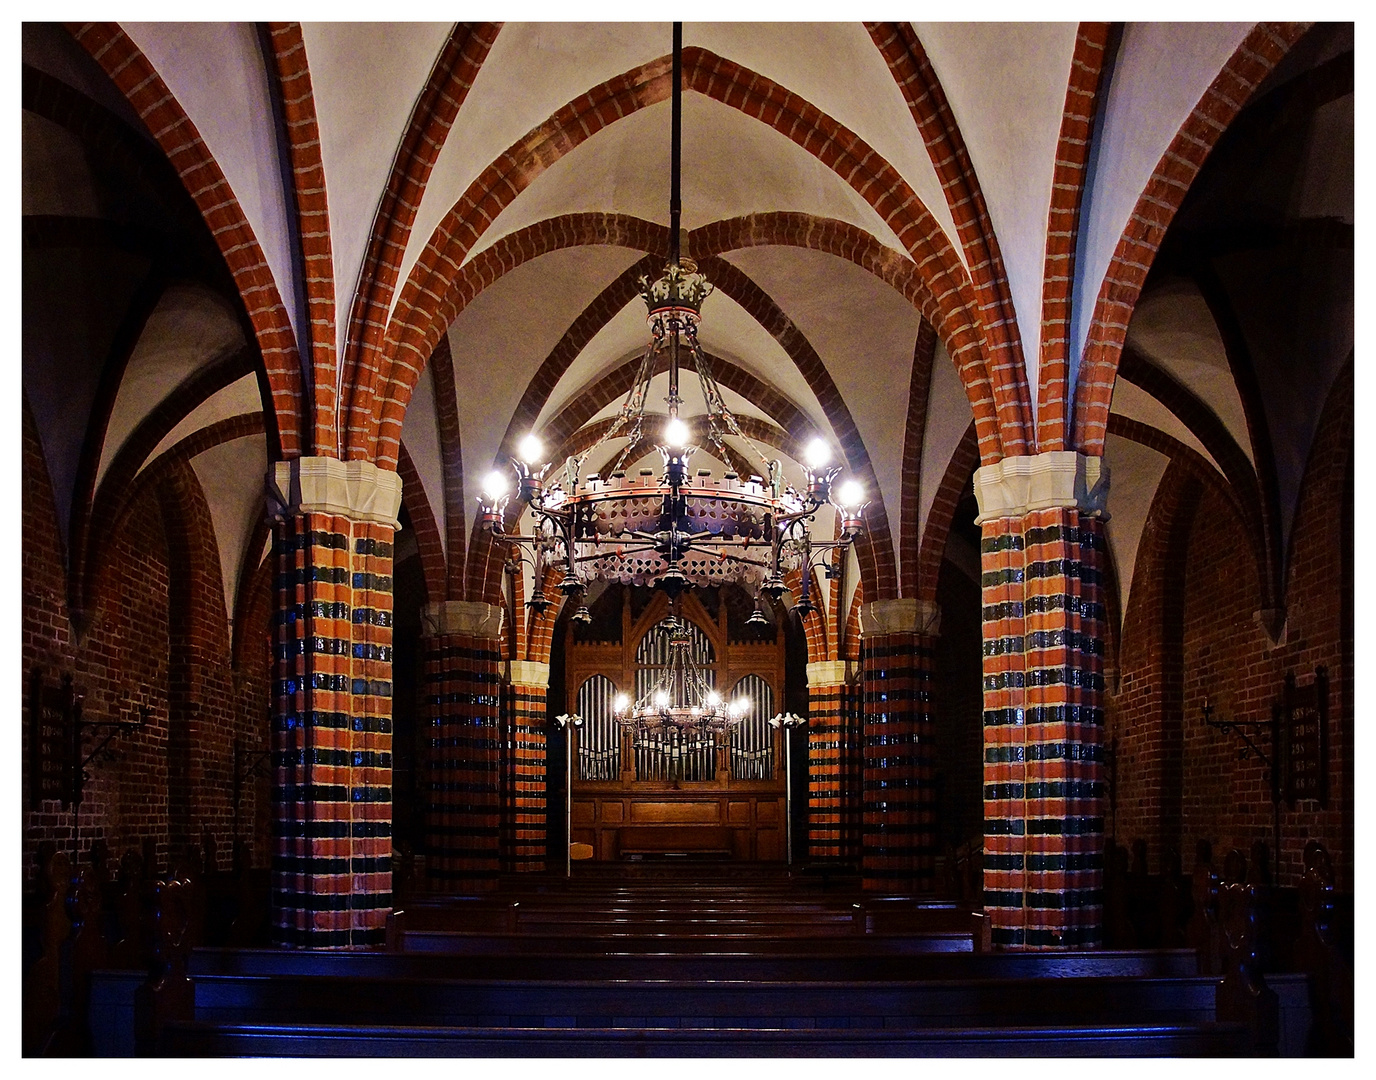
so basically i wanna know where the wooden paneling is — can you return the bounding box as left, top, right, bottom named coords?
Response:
left=631, top=801, right=719, bottom=823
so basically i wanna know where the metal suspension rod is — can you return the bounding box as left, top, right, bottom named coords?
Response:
left=670, top=22, right=682, bottom=265
left=666, top=23, right=683, bottom=420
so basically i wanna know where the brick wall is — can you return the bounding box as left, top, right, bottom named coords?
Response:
left=1109, top=377, right=1353, bottom=887
left=22, top=408, right=272, bottom=884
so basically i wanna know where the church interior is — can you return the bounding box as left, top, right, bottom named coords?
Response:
left=22, top=20, right=1353, bottom=1057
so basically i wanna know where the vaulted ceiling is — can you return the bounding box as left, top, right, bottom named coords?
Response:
left=22, top=21, right=1353, bottom=645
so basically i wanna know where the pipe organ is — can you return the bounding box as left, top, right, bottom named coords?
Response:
left=565, top=588, right=786, bottom=861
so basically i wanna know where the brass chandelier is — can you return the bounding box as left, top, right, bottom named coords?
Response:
left=611, top=615, right=747, bottom=734
left=477, top=23, right=867, bottom=654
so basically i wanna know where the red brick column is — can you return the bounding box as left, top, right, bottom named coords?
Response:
left=420, top=601, right=503, bottom=892
left=806, top=661, right=860, bottom=863
left=268, top=458, right=401, bottom=947
left=861, top=600, right=941, bottom=893
left=976, top=453, right=1108, bottom=948
left=503, top=661, right=549, bottom=874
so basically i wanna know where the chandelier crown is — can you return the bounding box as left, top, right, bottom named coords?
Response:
left=640, top=258, right=714, bottom=323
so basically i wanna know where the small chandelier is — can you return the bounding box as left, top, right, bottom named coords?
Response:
left=477, top=23, right=867, bottom=630
left=611, top=615, right=748, bottom=734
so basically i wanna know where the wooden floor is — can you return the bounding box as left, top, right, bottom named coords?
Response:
left=86, top=861, right=1260, bottom=1057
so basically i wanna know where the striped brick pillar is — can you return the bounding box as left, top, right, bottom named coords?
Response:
left=420, top=601, right=504, bottom=892
left=860, top=599, right=940, bottom=893
left=806, top=660, right=860, bottom=862
left=503, top=660, right=549, bottom=874
left=976, top=452, right=1108, bottom=948
left=267, top=458, right=401, bottom=948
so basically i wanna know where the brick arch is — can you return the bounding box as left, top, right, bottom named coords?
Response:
left=70, top=23, right=308, bottom=459
left=898, top=321, right=938, bottom=598
left=524, top=564, right=568, bottom=667
left=231, top=533, right=275, bottom=675
left=915, top=421, right=980, bottom=606
left=1035, top=22, right=1114, bottom=451
left=372, top=213, right=669, bottom=469
left=415, top=333, right=470, bottom=602
left=266, top=22, right=338, bottom=456
left=154, top=457, right=239, bottom=866
left=1070, top=22, right=1308, bottom=455
left=1117, top=347, right=1276, bottom=609
left=1106, top=414, right=1270, bottom=619
left=865, top=22, right=1032, bottom=454
left=842, top=578, right=864, bottom=664
left=370, top=47, right=1002, bottom=466
left=86, top=415, right=267, bottom=628
left=340, top=23, right=501, bottom=452
left=396, top=443, right=446, bottom=606
left=77, top=351, right=259, bottom=622
left=230, top=515, right=273, bottom=673
left=1283, top=354, right=1351, bottom=587
left=693, top=215, right=1002, bottom=465
left=781, top=565, right=829, bottom=666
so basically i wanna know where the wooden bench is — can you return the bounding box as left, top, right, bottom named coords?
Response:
left=159, top=1019, right=1252, bottom=1057
left=186, top=971, right=1229, bottom=1032
left=190, top=945, right=1201, bottom=984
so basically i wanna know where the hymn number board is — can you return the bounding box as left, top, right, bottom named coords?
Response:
left=28, top=669, right=82, bottom=810
left=1278, top=667, right=1328, bottom=807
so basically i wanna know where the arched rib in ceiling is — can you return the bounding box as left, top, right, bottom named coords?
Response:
left=374, top=46, right=989, bottom=472
left=399, top=361, right=447, bottom=561
left=912, top=22, right=1079, bottom=393
left=691, top=22, right=964, bottom=264
left=1125, top=277, right=1254, bottom=466
left=119, top=22, right=300, bottom=353
left=465, top=93, right=908, bottom=271
left=1071, top=21, right=1254, bottom=375
left=299, top=20, right=455, bottom=362
left=97, top=284, right=247, bottom=486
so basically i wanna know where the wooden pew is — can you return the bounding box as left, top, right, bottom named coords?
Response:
left=159, top=1019, right=1253, bottom=1057
left=185, top=970, right=1228, bottom=1031
left=190, top=944, right=1202, bottom=984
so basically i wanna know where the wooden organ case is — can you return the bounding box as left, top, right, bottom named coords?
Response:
left=565, top=587, right=786, bottom=861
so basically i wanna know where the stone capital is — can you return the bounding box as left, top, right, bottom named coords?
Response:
left=507, top=660, right=551, bottom=688
left=973, top=450, right=1109, bottom=524
left=860, top=598, right=941, bottom=637
left=421, top=600, right=504, bottom=639
left=807, top=659, right=857, bottom=686
left=267, top=456, right=403, bottom=527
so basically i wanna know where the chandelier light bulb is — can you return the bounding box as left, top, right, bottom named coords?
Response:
left=482, top=471, right=509, bottom=500
left=663, top=416, right=690, bottom=449
left=518, top=433, right=544, bottom=465
left=614, top=693, right=629, bottom=713
left=837, top=479, right=865, bottom=509
left=706, top=690, right=721, bottom=707
left=804, top=438, right=831, bottom=470
left=654, top=689, right=670, bottom=708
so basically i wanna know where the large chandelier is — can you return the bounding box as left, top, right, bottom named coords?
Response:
left=611, top=615, right=747, bottom=734
left=477, top=23, right=867, bottom=639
